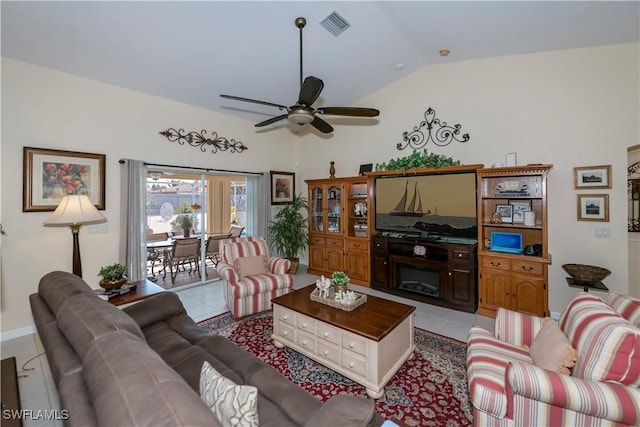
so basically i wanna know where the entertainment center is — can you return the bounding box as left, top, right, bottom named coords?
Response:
left=306, top=163, right=551, bottom=317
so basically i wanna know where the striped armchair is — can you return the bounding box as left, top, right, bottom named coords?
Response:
left=215, top=237, right=293, bottom=319
left=467, top=292, right=640, bottom=426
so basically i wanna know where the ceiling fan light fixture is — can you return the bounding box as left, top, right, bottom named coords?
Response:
left=288, top=111, right=314, bottom=125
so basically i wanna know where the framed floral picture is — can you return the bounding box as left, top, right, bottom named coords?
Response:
left=574, top=165, right=612, bottom=189
left=270, top=171, right=295, bottom=205
left=23, top=147, right=106, bottom=212
left=577, top=194, right=609, bottom=222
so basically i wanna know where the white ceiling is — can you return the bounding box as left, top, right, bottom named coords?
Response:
left=2, top=1, right=639, bottom=126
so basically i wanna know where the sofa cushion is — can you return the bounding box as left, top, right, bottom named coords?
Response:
left=56, top=293, right=145, bottom=358
left=528, top=318, right=577, bottom=375
left=606, top=292, right=640, bottom=328
left=559, top=293, right=640, bottom=386
left=235, top=255, right=268, bottom=278
left=200, top=361, right=259, bottom=427
left=83, top=330, right=221, bottom=426
left=466, top=326, right=533, bottom=418
left=224, top=239, right=269, bottom=266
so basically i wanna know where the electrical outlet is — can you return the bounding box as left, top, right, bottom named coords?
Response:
left=594, top=226, right=610, bottom=238
left=86, top=223, right=108, bottom=234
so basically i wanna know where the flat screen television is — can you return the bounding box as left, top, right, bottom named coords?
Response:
left=374, top=172, right=477, bottom=242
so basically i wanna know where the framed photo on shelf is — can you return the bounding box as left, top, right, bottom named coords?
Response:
left=577, top=194, right=609, bottom=222
left=574, top=165, right=611, bottom=189
left=496, top=204, right=513, bottom=223
left=270, top=171, right=295, bottom=205
left=509, top=200, right=531, bottom=224
left=23, top=147, right=106, bottom=212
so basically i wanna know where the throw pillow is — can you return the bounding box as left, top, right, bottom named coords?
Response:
left=199, top=361, right=259, bottom=427
left=235, top=255, right=268, bottom=278
left=529, top=317, right=578, bottom=375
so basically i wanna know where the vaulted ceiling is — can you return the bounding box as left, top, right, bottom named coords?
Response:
left=2, top=1, right=638, bottom=125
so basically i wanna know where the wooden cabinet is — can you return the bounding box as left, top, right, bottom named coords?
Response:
left=477, top=165, right=552, bottom=317
left=306, top=177, right=370, bottom=286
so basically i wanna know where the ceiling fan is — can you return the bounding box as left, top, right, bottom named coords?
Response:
left=220, top=17, right=379, bottom=134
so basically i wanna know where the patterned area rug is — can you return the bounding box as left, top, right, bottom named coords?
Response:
left=199, top=311, right=472, bottom=426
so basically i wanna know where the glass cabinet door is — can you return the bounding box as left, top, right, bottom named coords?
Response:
left=326, top=185, right=341, bottom=233
left=310, top=185, right=324, bottom=232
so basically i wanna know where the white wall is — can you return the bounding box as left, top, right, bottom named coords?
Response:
left=2, top=42, right=638, bottom=334
left=0, top=58, right=296, bottom=333
left=296, top=43, right=639, bottom=316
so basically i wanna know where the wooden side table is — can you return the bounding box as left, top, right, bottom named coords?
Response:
left=103, top=279, right=165, bottom=307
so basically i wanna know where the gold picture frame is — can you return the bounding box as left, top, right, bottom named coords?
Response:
left=23, top=147, right=106, bottom=212
left=574, top=165, right=612, bottom=189
left=577, top=194, right=609, bottom=222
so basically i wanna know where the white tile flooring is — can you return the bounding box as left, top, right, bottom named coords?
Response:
left=1, top=266, right=493, bottom=425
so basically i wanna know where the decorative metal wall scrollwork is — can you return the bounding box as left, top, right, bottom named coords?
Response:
left=159, top=128, right=248, bottom=154
left=397, top=107, right=470, bottom=151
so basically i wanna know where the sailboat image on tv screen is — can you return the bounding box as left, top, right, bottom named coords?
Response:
left=389, top=181, right=435, bottom=217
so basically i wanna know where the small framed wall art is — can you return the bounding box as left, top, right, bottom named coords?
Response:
left=23, top=147, right=106, bottom=212
left=577, top=194, right=609, bottom=222
left=574, top=165, right=612, bottom=189
left=270, top=171, right=295, bottom=205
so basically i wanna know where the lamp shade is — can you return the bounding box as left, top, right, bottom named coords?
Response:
left=43, top=195, right=106, bottom=226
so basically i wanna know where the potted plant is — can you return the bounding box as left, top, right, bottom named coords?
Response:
left=98, top=263, right=128, bottom=290
left=331, top=271, right=350, bottom=293
left=171, top=202, right=195, bottom=237
left=267, top=194, right=309, bottom=274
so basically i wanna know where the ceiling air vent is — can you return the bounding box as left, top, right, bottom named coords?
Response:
left=320, top=11, right=351, bottom=37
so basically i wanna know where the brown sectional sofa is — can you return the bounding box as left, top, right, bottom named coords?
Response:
left=30, top=271, right=383, bottom=426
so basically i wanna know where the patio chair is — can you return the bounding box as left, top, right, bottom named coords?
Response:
left=146, top=232, right=169, bottom=277
left=162, top=237, right=201, bottom=284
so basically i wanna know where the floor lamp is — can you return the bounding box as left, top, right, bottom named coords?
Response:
left=43, top=195, right=107, bottom=278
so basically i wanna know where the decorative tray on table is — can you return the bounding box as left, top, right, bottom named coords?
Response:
left=310, top=288, right=367, bottom=312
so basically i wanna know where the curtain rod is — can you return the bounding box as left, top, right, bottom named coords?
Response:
left=119, top=159, right=263, bottom=176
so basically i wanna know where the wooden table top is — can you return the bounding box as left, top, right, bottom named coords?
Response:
left=272, top=285, right=416, bottom=342
left=107, top=279, right=165, bottom=306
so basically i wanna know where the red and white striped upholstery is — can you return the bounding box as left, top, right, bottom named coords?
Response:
left=215, top=237, right=293, bottom=318
left=467, top=293, right=640, bottom=427
left=606, top=292, right=640, bottom=328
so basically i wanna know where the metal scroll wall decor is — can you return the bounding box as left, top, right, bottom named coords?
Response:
left=397, top=107, right=470, bottom=151
left=159, top=128, right=248, bottom=154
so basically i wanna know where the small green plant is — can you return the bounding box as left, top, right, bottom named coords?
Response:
left=375, top=149, right=461, bottom=172
left=331, top=271, right=350, bottom=286
left=171, top=202, right=195, bottom=230
left=98, top=263, right=128, bottom=280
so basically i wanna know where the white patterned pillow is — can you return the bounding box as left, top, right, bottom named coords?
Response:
left=199, top=361, right=259, bottom=427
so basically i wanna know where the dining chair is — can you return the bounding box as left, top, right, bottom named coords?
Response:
left=162, top=237, right=200, bottom=284
left=146, top=232, right=169, bottom=277
left=228, top=225, right=244, bottom=238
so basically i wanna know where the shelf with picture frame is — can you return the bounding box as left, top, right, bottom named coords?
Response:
left=476, top=165, right=553, bottom=318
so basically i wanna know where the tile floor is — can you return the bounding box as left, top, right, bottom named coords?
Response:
left=1, top=266, right=493, bottom=426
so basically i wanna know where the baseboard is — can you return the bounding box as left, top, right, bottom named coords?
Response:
left=0, top=325, right=37, bottom=342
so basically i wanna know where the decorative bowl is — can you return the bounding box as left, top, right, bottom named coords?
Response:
left=562, top=264, right=611, bottom=284
left=496, top=180, right=528, bottom=192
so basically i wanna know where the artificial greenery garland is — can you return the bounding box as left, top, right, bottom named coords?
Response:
left=374, top=149, right=461, bottom=172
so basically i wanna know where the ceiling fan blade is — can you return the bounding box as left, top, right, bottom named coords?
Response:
left=317, top=107, right=380, bottom=117
left=298, top=76, right=324, bottom=106
left=220, top=94, right=288, bottom=110
left=255, top=114, right=288, bottom=127
left=310, top=116, right=333, bottom=134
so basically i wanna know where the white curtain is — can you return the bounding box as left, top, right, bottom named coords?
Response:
left=119, top=159, right=147, bottom=281
left=246, top=173, right=270, bottom=239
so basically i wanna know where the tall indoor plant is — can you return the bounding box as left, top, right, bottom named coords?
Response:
left=268, top=194, right=308, bottom=274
